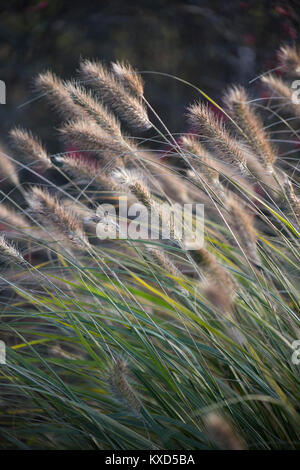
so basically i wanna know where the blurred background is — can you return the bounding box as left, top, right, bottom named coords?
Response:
left=0, top=0, right=299, bottom=152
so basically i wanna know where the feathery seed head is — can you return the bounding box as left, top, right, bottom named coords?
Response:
left=28, top=186, right=89, bottom=247
left=60, top=118, right=130, bottom=163
left=0, top=144, right=20, bottom=186
left=112, top=61, right=144, bottom=100
left=261, top=73, right=300, bottom=119
left=0, top=234, right=25, bottom=265
left=57, top=154, right=119, bottom=191
left=111, top=167, right=138, bottom=186
left=204, top=412, right=245, bottom=450
left=186, top=245, right=235, bottom=299
left=187, top=102, right=248, bottom=170
left=227, top=196, right=260, bottom=265
left=65, top=81, right=121, bottom=137
left=181, top=135, right=220, bottom=184
left=112, top=167, right=153, bottom=209
left=108, top=357, right=141, bottom=415
left=146, top=245, right=181, bottom=278
left=79, top=59, right=151, bottom=131
left=35, top=71, right=87, bottom=120
left=202, top=280, right=233, bottom=315
left=278, top=45, right=300, bottom=76
left=261, top=74, right=292, bottom=99
left=10, top=127, right=51, bottom=169
left=284, top=178, right=300, bottom=223
left=0, top=203, right=28, bottom=230
left=224, top=85, right=276, bottom=171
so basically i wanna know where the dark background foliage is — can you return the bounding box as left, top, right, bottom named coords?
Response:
left=0, top=0, right=299, bottom=152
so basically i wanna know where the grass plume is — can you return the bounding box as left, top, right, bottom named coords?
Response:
left=10, top=127, right=51, bottom=169
left=80, top=59, right=151, bottom=131
left=187, top=102, right=250, bottom=171
left=224, top=86, right=276, bottom=172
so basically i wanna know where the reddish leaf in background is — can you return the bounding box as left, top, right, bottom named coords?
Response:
left=275, top=6, right=289, bottom=17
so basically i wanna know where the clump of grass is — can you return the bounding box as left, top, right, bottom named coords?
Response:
left=0, top=46, right=300, bottom=451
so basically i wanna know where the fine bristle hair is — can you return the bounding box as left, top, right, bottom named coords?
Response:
left=260, top=74, right=299, bottom=115
left=202, top=280, right=233, bottom=315
left=10, top=128, right=51, bottom=169
left=284, top=178, right=300, bottom=223
left=204, top=412, right=245, bottom=450
left=65, top=82, right=122, bottom=137
left=187, top=102, right=249, bottom=170
left=112, top=167, right=153, bottom=209
left=181, top=135, right=220, bottom=184
left=0, top=203, right=28, bottom=230
left=61, top=198, right=95, bottom=222
left=224, top=86, right=276, bottom=172
left=0, top=234, right=25, bottom=265
left=0, top=143, right=20, bottom=187
left=261, top=74, right=292, bottom=99
left=112, top=61, right=144, bottom=100
left=56, top=155, right=120, bottom=192
left=141, top=151, right=190, bottom=203
left=278, top=45, right=300, bottom=76
left=35, top=71, right=88, bottom=120
left=60, top=118, right=131, bottom=164
left=227, top=196, right=260, bottom=266
left=79, top=59, right=151, bottom=131
left=28, top=186, right=89, bottom=247
left=108, top=357, right=141, bottom=416
left=146, top=245, right=182, bottom=279
left=186, top=245, right=235, bottom=308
